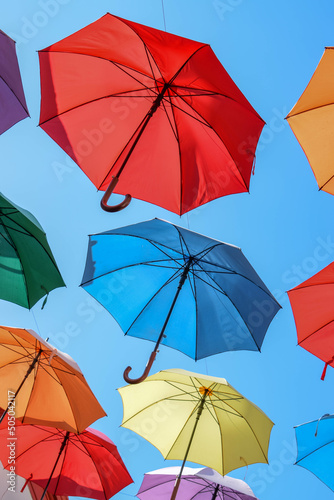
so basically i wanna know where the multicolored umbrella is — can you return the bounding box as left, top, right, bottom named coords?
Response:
left=81, top=218, right=280, bottom=383
left=137, top=466, right=258, bottom=500
left=295, top=414, right=334, bottom=491
left=0, top=30, right=29, bottom=134
left=0, top=423, right=133, bottom=500
left=287, top=261, right=334, bottom=379
left=0, top=326, right=106, bottom=432
left=0, top=192, right=65, bottom=309
left=118, top=368, right=274, bottom=499
left=286, top=47, right=334, bottom=194
left=38, top=13, right=265, bottom=214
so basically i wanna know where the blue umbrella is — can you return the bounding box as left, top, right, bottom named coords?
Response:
left=81, top=218, right=280, bottom=383
left=295, top=414, right=334, bottom=491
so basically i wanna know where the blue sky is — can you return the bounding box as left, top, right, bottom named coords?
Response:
left=0, top=1, right=334, bottom=499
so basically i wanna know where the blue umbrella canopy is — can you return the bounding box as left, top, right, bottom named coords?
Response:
left=295, top=414, right=334, bottom=491
left=81, top=218, right=280, bottom=382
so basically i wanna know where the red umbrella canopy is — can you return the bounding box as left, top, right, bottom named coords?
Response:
left=287, top=261, right=334, bottom=378
left=39, top=13, right=265, bottom=214
left=0, top=424, right=132, bottom=500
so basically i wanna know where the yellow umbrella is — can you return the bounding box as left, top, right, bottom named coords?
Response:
left=118, top=369, right=273, bottom=500
left=0, top=326, right=106, bottom=433
left=286, top=46, right=334, bottom=194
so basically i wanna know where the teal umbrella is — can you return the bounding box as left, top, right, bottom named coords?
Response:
left=0, top=193, right=65, bottom=308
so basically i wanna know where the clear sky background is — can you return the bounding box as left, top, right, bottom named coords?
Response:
left=0, top=1, right=334, bottom=499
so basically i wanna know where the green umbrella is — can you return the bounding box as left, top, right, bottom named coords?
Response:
left=0, top=193, right=65, bottom=308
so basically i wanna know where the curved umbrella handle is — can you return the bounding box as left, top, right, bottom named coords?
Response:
left=100, top=176, right=132, bottom=212
left=123, top=351, right=157, bottom=384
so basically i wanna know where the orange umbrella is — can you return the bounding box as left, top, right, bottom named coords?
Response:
left=0, top=326, right=106, bottom=432
left=286, top=47, right=334, bottom=194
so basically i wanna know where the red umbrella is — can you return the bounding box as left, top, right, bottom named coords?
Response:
left=287, top=261, right=334, bottom=379
left=0, top=423, right=133, bottom=500
left=38, top=13, right=265, bottom=214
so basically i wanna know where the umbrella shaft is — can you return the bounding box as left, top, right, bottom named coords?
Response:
left=154, top=257, right=192, bottom=354
left=40, top=431, right=70, bottom=500
left=116, top=83, right=170, bottom=179
left=211, top=484, right=220, bottom=500
left=0, top=349, right=42, bottom=424
left=170, top=389, right=208, bottom=500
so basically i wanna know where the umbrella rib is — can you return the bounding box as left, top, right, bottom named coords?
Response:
left=0, top=336, right=41, bottom=364
left=144, top=44, right=163, bottom=84
left=197, top=258, right=281, bottom=351
left=170, top=91, right=249, bottom=191
left=39, top=49, right=157, bottom=87
left=80, top=435, right=108, bottom=500
left=2, top=331, right=34, bottom=357
left=122, top=384, right=202, bottom=425
left=148, top=240, right=186, bottom=266
left=56, top=373, right=81, bottom=433
left=194, top=264, right=261, bottom=350
left=36, top=359, right=75, bottom=385
left=0, top=75, right=29, bottom=115
left=167, top=88, right=217, bottom=127
left=81, top=257, right=184, bottom=285
left=214, top=392, right=270, bottom=464
left=167, top=90, right=184, bottom=213
left=297, top=318, right=334, bottom=344
left=209, top=395, right=225, bottom=476
left=12, top=428, right=66, bottom=461
left=295, top=439, right=334, bottom=463
left=0, top=213, right=64, bottom=286
left=160, top=97, right=179, bottom=141
left=287, top=101, right=334, bottom=118
left=124, top=268, right=184, bottom=334
left=187, top=267, right=230, bottom=297
left=39, top=86, right=155, bottom=127
left=173, top=226, right=192, bottom=259
left=319, top=173, right=334, bottom=190
left=289, top=282, right=334, bottom=291
left=0, top=221, right=30, bottom=307
left=169, top=45, right=210, bottom=85
left=90, top=231, right=185, bottom=259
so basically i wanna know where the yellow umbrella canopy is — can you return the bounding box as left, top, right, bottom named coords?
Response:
left=286, top=47, right=334, bottom=194
left=118, top=369, right=273, bottom=478
left=0, top=326, right=106, bottom=433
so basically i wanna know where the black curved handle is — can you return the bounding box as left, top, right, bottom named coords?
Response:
left=123, top=351, right=157, bottom=384
left=100, top=176, right=132, bottom=212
